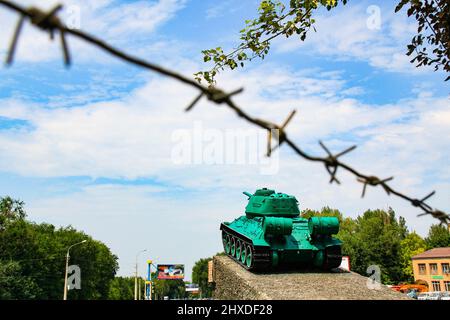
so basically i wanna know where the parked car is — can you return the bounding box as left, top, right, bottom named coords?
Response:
left=417, top=292, right=429, bottom=300
left=418, top=292, right=442, bottom=300
left=440, top=292, right=450, bottom=301
left=428, top=291, right=442, bottom=300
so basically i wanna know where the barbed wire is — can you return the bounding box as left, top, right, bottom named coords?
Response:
left=0, top=0, right=448, bottom=225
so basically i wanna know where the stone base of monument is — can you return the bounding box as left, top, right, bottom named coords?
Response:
left=212, top=256, right=410, bottom=300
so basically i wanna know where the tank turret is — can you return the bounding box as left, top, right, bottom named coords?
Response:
left=244, top=188, right=299, bottom=217
left=220, top=188, right=342, bottom=270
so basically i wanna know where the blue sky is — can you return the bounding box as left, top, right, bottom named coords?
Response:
left=0, top=0, right=449, bottom=280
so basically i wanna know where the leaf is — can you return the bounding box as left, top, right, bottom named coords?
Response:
left=395, top=0, right=409, bottom=13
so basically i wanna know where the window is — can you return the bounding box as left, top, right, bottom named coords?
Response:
left=430, top=263, right=438, bottom=275
left=432, top=281, right=441, bottom=291
left=442, top=263, right=450, bottom=274
left=418, top=263, right=426, bottom=275
left=445, top=281, right=450, bottom=291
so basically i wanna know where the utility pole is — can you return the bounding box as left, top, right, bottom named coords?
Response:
left=63, top=240, right=87, bottom=300
left=134, top=249, right=147, bottom=300
left=138, top=278, right=141, bottom=300
left=134, top=262, right=137, bottom=300
left=149, top=281, right=152, bottom=300
left=145, top=259, right=153, bottom=301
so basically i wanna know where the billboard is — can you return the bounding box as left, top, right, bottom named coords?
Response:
left=157, top=264, right=184, bottom=280
left=185, top=284, right=199, bottom=293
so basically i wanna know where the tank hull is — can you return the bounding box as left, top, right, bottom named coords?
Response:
left=220, top=215, right=342, bottom=271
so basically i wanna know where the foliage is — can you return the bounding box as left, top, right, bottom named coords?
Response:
left=108, top=276, right=145, bottom=300
left=197, top=0, right=449, bottom=84
left=195, top=0, right=344, bottom=84
left=301, top=206, right=343, bottom=220
left=152, top=277, right=185, bottom=299
left=0, top=196, right=119, bottom=300
left=191, top=252, right=225, bottom=298
left=0, top=260, right=41, bottom=299
left=396, top=0, right=450, bottom=81
left=341, top=209, right=408, bottom=284
left=192, top=257, right=214, bottom=298
left=0, top=196, right=26, bottom=230
left=425, top=224, right=450, bottom=249
left=302, top=207, right=409, bottom=284
left=399, top=232, right=426, bottom=282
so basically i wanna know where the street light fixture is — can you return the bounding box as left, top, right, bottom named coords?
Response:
left=63, top=240, right=87, bottom=300
left=135, top=249, right=147, bottom=300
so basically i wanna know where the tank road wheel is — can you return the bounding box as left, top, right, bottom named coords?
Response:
left=245, top=245, right=253, bottom=268
left=235, top=240, right=242, bottom=260
left=230, top=237, right=236, bottom=257
left=223, top=234, right=231, bottom=255
left=241, top=244, right=247, bottom=264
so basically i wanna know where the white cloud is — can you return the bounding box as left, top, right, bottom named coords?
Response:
left=0, top=61, right=448, bottom=203
left=1, top=61, right=448, bottom=278
left=0, top=64, right=407, bottom=179
left=205, top=0, right=238, bottom=19
left=274, top=2, right=421, bottom=73
left=0, top=0, right=187, bottom=64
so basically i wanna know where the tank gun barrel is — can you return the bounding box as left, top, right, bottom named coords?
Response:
left=243, top=191, right=253, bottom=198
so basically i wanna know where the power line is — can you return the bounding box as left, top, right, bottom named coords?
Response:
left=0, top=0, right=447, bottom=225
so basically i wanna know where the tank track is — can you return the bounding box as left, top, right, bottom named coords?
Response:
left=220, top=223, right=342, bottom=271
left=220, top=223, right=271, bottom=271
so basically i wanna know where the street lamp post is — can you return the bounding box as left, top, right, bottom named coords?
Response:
left=63, top=240, right=87, bottom=300
left=135, top=249, right=147, bottom=300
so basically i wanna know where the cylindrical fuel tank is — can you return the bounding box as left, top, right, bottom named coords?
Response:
left=263, top=216, right=293, bottom=236
left=308, top=217, right=339, bottom=236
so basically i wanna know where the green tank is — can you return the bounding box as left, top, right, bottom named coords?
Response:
left=220, top=188, right=342, bottom=271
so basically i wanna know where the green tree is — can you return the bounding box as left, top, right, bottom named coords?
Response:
left=192, top=257, right=213, bottom=298
left=108, top=276, right=145, bottom=300
left=337, top=209, right=407, bottom=284
left=192, top=253, right=226, bottom=298
left=425, top=224, right=450, bottom=249
left=152, top=277, right=185, bottom=300
left=300, top=206, right=356, bottom=243
left=0, top=196, right=26, bottom=230
left=197, top=0, right=449, bottom=83
left=0, top=197, right=119, bottom=299
left=0, top=260, right=41, bottom=299
left=300, top=206, right=343, bottom=220
left=108, top=276, right=133, bottom=300
left=399, top=232, right=426, bottom=282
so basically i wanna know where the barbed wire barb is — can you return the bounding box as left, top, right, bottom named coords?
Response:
left=411, top=190, right=435, bottom=211
left=319, top=141, right=357, bottom=185
left=357, top=176, right=394, bottom=198
left=185, top=92, right=204, bottom=112
left=0, top=0, right=448, bottom=225
left=5, top=14, right=24, bottom=65
left=267, top=129, right=273, bottom=157
left=266, top=110, right=297, bottom=156
left=60, top=29, right=71, bottom=66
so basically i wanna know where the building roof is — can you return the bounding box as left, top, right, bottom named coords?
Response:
left=412, top=247, right=450, bottom=260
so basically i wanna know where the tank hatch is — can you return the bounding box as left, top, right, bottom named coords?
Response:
left=243, top=188, right=300, bottom=217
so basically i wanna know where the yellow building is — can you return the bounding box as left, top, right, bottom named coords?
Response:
left=412, top=247, right=450, bottom=292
